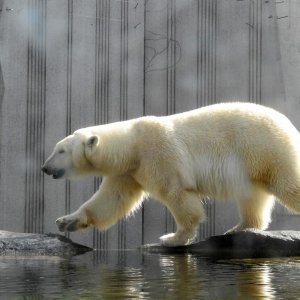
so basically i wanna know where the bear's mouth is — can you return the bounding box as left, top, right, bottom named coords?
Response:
left=52, top=169, right=65, bottom=179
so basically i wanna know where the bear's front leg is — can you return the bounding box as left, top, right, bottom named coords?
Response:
left=159, top=191, right=205, bottom=246
left=56, top=175, right=144, bottom=232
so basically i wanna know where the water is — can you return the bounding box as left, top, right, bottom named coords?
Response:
left=0, top=250, right=300, bottom=299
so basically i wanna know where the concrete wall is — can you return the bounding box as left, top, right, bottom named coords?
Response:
left=0, top=0, right=295, bottom=249
left=268, top=0, right=300, bottom=230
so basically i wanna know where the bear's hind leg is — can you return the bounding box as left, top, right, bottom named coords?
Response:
left=159, top=191, right=205, bottom=247
left=273, top=184, right=300, bottom=214
left=226, top=185, right=274, bottom=234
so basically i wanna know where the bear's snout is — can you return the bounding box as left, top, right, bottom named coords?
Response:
left=41, top=165, right=65, bottom=179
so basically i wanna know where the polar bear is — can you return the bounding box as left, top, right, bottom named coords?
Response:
left=42, top=102, right=300, bottom=246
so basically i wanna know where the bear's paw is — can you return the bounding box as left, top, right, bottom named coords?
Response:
left=56, top=213, right=88, bottom=232
left=159, top=233, right=196, bottom=247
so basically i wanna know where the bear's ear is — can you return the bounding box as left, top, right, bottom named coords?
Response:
left=86, top=135, right=99, bottom=153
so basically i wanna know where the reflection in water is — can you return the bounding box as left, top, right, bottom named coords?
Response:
left=236, top=262, right=275, bottom=299
left=0, top=252, right=300, bottom=299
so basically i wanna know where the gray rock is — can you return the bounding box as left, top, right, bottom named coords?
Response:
left=0, top=230, right=92, bottom=256
left=141, top=229, right=300, bottom=258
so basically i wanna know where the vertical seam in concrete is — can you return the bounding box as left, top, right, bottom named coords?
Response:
left=93, top=0, right=110, bottom=251
left=197, top=0, right=217, bottom=108
left=196, top=0, right=217, bottom=239
left=65, top=0, right=73, bottom=239
left=118, top=0, right=129, bottom=250
left=165, top=0, right=176, bottom=234
left=25, top=0, right=47, bottom=233
left=0, top=0, right=5, bottom=215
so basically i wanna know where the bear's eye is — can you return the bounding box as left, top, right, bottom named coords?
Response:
left=58, top=149, right=65, bottom=154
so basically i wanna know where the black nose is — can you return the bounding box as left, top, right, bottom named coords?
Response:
left=41, top=165, right=48, bottom=174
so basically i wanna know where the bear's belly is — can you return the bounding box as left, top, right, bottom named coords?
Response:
left=193, top=153, right=252, bottom=201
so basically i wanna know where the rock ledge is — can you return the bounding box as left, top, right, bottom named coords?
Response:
left=0, top=230, right=92, bottom=256
left=141, top=229, right=300, bottom=258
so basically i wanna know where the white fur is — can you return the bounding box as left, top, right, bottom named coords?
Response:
left=43, top=102, right=300, bottom=246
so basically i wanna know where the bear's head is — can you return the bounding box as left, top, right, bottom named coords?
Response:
left=41, top=132, right=99, bottom=179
